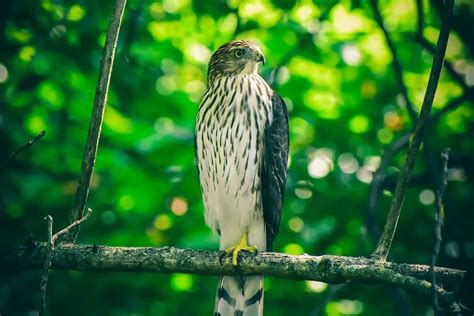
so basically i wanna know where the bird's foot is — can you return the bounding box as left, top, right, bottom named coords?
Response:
left=224, top=234, right=257, bottom=266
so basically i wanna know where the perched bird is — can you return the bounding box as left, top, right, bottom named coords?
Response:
left=195, top=40, right=289, bottom=316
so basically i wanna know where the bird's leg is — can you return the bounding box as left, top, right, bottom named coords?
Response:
left=224, top=233, right=257, bottom=266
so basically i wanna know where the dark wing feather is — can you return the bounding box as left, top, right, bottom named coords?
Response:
left=262, top=92, right=289, bottom=251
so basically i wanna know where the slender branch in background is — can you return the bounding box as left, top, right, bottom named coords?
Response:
left=5, top=130, right=46, bottom=165
left=363, top=134, right=413, bottom=315
left=430, top=149, right=450, bottom=316
left=372, top=0, right=454, bottom=261
left=369, top=0, right=418, bottom=122
left=39, top=216, right=53, bottom=316
left=63, top=0, right=127, bottom=243
left=367, top=0, right=468, bottom=260
left=365, top=133, right=411, bottom=241
left=416, top=3, right=467, bottom=310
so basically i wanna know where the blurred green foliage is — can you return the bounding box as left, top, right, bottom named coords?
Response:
left=1, top=0, right=473, bottom=315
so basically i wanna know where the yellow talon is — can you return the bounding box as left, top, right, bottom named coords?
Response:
left=225, top=234, right=257, bottom=266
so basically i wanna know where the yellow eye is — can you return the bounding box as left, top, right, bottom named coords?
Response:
left=234, top=49, right=244, bottom=58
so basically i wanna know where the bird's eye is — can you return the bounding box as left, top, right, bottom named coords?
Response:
left=234, top=49, right=244, bottom=58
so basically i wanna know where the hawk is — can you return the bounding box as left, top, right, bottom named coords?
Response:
left=195, top=40, right=289, bottom=316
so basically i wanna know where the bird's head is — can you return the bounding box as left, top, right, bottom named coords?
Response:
left=207, top=40, right=265, bottom=81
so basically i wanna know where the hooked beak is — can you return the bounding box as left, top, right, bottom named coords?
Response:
left=257, top=53, right=266, bottom=65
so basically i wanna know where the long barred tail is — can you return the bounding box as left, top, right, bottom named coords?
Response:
left=214, top=276, right=264, bottom=316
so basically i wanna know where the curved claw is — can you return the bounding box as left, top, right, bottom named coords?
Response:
left=224, top=234, right=257, bottom=266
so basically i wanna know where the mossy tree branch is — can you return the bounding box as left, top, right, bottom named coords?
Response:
left=2, top=242, right=466, bottom=309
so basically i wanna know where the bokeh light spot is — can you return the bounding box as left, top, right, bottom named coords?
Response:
left=349, top=115, right=371, bottom=134
left=384, top=111, right=403, bottom=130
left=26, top=115, right=47, bottom=134
left=185, top=42, right=211, bottom=64
left=465, top=63, right=474, bottom=86
left=308, top=148, right=334, bottom=179
left=7, top=27, right=32, bottom=43
left=305, top=281, right=327, bottom=293
left=364, top=156, right=381, bottom=172
left=338, top=300, right=364, bottom=314
left=101, top=210, right=117, bottom=225
left=19, top=46, right=36, bottom=62
left=163, top=0, right=190, bottom=13
left=154, top=214, right=173, bottom=230
left=295, top=180, right=313, bottom=199
left=154, top=117, right=175, bottom=134
left=67, top=4, right=85, bottom=22
left=419, top=189, right=435, bottom=205
left=294, top=187, right=312, bottom=199
left=0, top=64, right=9, bottom=84
left=170, top=196, right=188, bottom=216
left=118, top=195, right=135, bottom=211
left=377, top=128, right=393, bottom=144
left=283, top=243, right=304, bottom=255
left=170, top=274, right=194, bottom=292
left=156, top=75, right=177, bottom=95
left=288, top=217, right=304, bottom=233
left=308, top=157, right=331, bottom=178
left=342, top=44, right=361, bottom=66
left=356, top=167, right=373, bottom=184
left=37, top=81, right=64, bottom=109
left=338, top=152, right=359, bottom=174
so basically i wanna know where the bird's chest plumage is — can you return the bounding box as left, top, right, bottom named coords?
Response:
left=196, top=74, right=273, bottom=234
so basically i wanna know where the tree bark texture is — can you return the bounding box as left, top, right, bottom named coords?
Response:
left=2, top=242, right=465, bottom=309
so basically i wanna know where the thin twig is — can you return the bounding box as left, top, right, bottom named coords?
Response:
left=52, top=208, right=93, bottom=244
left=363, top=135, right=413, bottom=314
left=64, top=0, right=127, bottom=243
left=38, top=209, right=92, bottom=315
left=369, top=0, right=418, bottom=122
left=39, top=215, right=53, bottom=316
left=5, top=130, right=46, bottom=165
left=431, top=149, right=450, bottom=315
left=372, top=0, right=454, bottom=261
left=366, top=133, right=411, bottom=241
